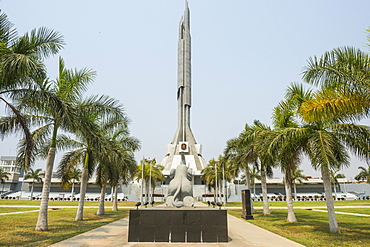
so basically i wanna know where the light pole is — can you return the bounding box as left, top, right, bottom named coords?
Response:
left=162, top=176, right=166, bottom=202
left=19, top=177, right=24, bottom=200
left=149, top=159, right=152, bottom=203
left=19, top=168, right=25, bottom=200
left=191, top=169, right=194, bottom=201
left=149, top=160, right=157, bottom=203
left=222, top=163, right=226, bottom=208
left=341, top=167, right=347, bottom=193
left=140, top=158, right=144, bottom=206
left=215, top=160, right=218, bottom=203
left=19, top=173, right=25, bottom=200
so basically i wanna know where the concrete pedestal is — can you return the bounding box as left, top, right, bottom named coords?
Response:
left=128, top=208, right=228, bottom=243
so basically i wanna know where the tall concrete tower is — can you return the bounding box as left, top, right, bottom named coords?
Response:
left=161, top=1, right=207, bottom=178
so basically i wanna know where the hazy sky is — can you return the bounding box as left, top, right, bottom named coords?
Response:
left=1, top=0, right=370, bottom=179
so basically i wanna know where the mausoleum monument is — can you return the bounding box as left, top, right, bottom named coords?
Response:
left=128, top=3, right=228, bottom=242
left=160, top=0, right=207, bottom=186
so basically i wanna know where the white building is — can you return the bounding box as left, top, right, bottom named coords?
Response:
left=0, top=156, right=23, bottom=194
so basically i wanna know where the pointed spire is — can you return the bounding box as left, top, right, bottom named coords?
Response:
left=184, top=0, right=190, bottom=30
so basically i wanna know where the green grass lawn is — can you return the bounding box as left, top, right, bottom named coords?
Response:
left=321, top=208, right=370, bottom=215
left=0, top=207, right=129, bottom=247
left=0, top=207, right=39, bottom=214
left=228, top=207, right=370, bottom=247
left=224, top=200, right=370, bottom=207
left=0, top=199, right=138, bottom=207
left=1, top=200, right=369, bottom=246
left=0, top=199, right=138, bottom=247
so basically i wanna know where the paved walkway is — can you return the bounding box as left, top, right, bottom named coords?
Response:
left=49, top=203, right=305, bottom=247
left=312, top=209, right=370, bottom=217
left=49, top=214, right=305, bottom=247
left=2, top=204, right=368, bottom=246
left=0, top=209, right=39, bottom=215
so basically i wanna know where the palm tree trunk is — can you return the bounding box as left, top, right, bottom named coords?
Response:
left=213, top=184, right=216, bottom=202
left=293, top=182, right=297, bottom=201
left=97, top=183, right=106, bottom=215
left=260, top=169, right=270, bottom=215
left=35, top=147, right=56, bottom=231
left=253, top=183, right=256, bottom=199
left=112, top=185, right=118, bottom=211
left=145, top=181, right=149, bottom=203
left=219, top=180, right=222, bottom=203
left=71, top=181, right=75, bottom=198
left=151, top=186, right=155, bottom=203
left=75, top=167, right=88, bottom=221
left=30, top=182, right=34, bottom=200
left=284, top=168, right=297, bottom=222
left=245, top=167, right=251, bottom=189
left=321, top=166, right=340, bottom=233
left=245, top=166, right=255, bottom=213
left=333, top=183, right=337, bottom=200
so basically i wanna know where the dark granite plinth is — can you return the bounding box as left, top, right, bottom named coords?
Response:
left=128, top=208, right=228, bottom=243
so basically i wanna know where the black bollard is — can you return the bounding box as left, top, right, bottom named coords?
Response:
left=241, top=189, right=254, bottom=219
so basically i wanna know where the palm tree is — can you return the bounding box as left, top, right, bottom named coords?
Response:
left=9, top=57, right=97, bottom=230
left=56, top=104, right=133, bottom=220
left=224, top=138, right=251, bottom=191
left=264, top=83, right=315, bottom=223
left=0, top=11, right=64, bottom=87
left=291, top=168, right=307, bottom=201
left=274, top=83, right=370, bottom=233
left=263, top=128, right=301, bottom=222
left=58, top=168, right=81, bottom=198
left=217, top=156, right=233, bottom=204
left=247, top=165, right=261, bottom=199
left=111, top=153, right=137, bottom=211
left=148, top=162, right=164, bottom=203
left=201, top=159, right=219, bottom=202
left=302, top=112, right=370, bottom=233
left=201, top=157, right=233, bottom=203
left=0, top=168, right=10, bottom=195
left=224, top=120, right=274, bottom=215
left=95, top=124, right=140, bottom=216
left=96, top=164, right=109, bottom=216
left=57, top=130, right=105, bottom=218
left=301, top=46, right=370, bottom=122
left=355, top=164, right=370, bottom=184
left=24, top=168, right=43, bottom=200
left=330, top=169, right=345, bottom=200
left=32, top=58, right=96, bottom=230
left=136, top=159, right=164, bottom=203
left=0, top=11, right=64, bottom=169
left=244, top=121, right=274, bottom=215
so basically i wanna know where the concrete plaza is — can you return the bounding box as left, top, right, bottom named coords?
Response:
left=50, top=203, right=305, bottom=247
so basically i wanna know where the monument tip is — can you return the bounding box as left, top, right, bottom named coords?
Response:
left=184, top=0, right=190, bottom=29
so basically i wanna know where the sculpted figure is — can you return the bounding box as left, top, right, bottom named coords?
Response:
left=166, top=157, right=194, bottom=208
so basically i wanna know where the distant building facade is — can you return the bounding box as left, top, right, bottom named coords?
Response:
left=1, top=154, right=369, bottom=201
left=0, top=156, right=24, bottom=193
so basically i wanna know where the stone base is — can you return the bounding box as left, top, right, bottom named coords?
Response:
left=128, top=208, right=228, bottom=242
left=242, top=214, right=254, bottom=220
left=166, top=196, right=194, bottom=208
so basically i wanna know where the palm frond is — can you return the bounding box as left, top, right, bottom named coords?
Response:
left=0, top=11, right=17, bottom=45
